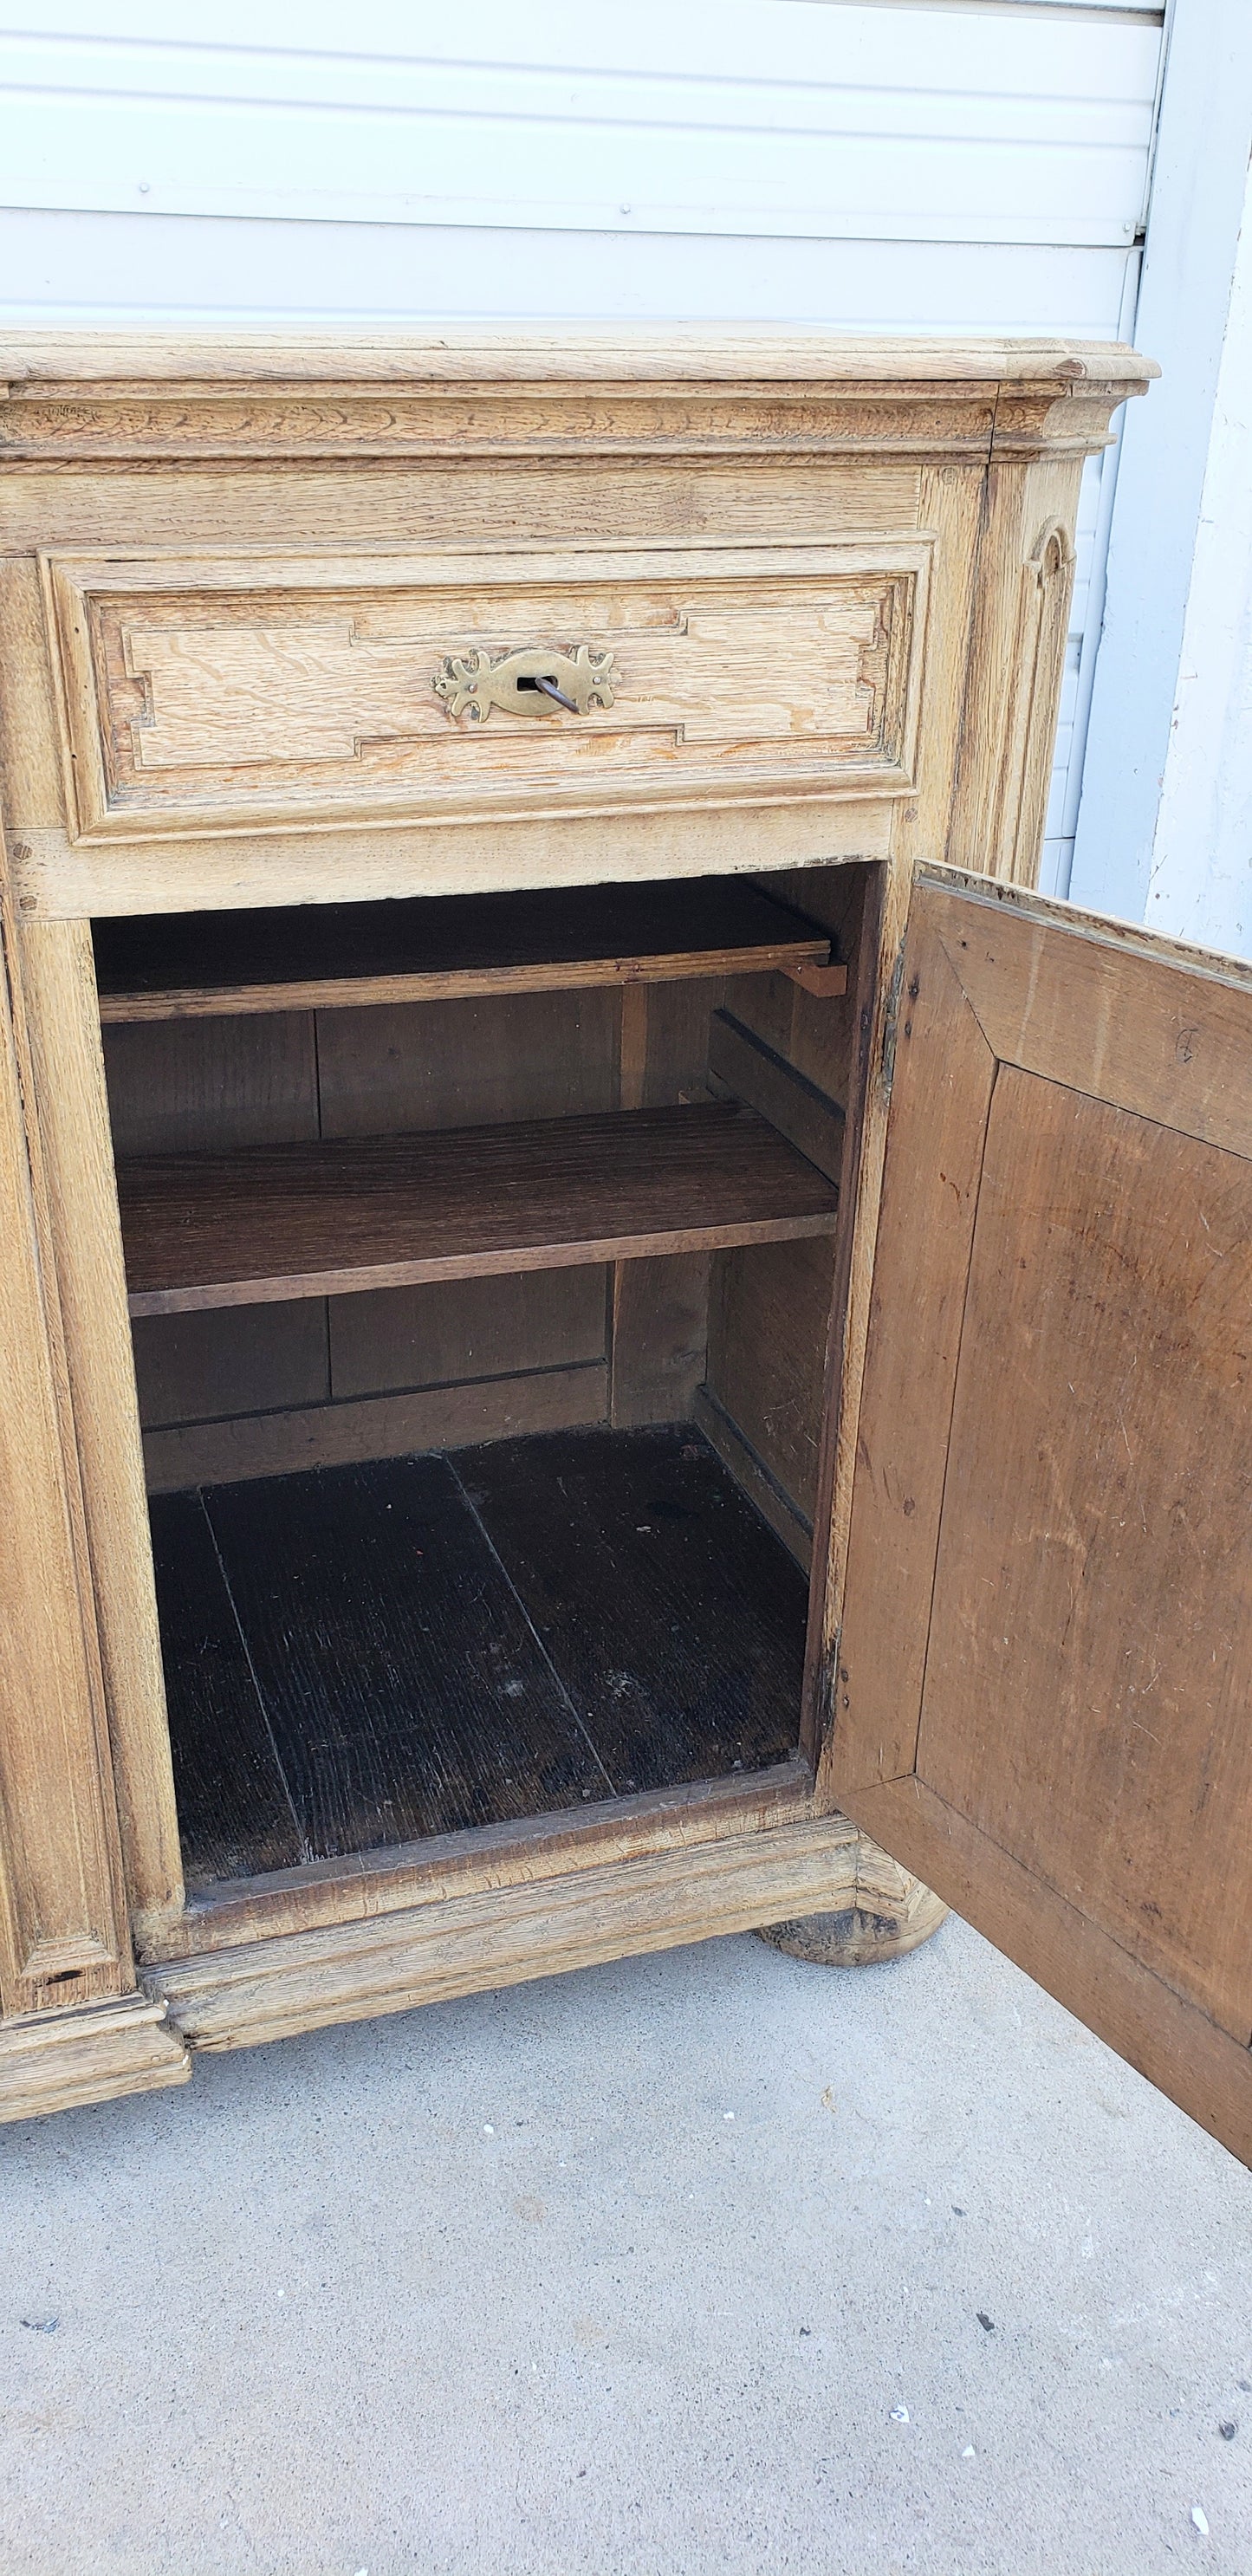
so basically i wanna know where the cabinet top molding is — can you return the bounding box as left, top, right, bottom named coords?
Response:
left=0, top=331, right=1157, bottom=388
left=0, top=332, right=1155, bottom=464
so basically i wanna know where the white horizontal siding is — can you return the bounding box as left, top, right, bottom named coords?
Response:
left=0, top=209, right=1140, bottom=331
left=0, top=3, right=1161, bottom=246
left=0, top=0, right=1165, bottom=889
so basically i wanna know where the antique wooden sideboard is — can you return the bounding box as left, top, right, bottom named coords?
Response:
left=2, top=332, right=1248, bottom=2164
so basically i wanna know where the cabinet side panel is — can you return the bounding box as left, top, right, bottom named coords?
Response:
left=697, top=878, right=860, bottom=1562
left=703, top=1235, right=835, bottom=1557
left=104, top=1008, right=327, bottom=1450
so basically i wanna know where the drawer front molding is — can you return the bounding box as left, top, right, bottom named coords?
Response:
left=42, top=542, right=932, bottom=846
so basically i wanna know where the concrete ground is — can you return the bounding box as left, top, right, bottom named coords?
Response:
left=2, top=1912, right=1249, bottom=2576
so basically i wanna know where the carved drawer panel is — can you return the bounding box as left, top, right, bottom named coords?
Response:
left=43, top=543, right=931, bottom=846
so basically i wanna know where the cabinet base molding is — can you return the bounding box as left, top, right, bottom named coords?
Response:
left=0, top=1995, right=191, bottom=2124
left=144, top=1814, right=865, bottom=2054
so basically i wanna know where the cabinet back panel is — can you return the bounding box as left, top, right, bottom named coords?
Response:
left=329, top=1268, right=607, bottom=1403
left=315, top=988, right=620, bottom=1137
left=133, top=1301, right=332, bottom=1432
left=109, top=981, right=623, bottom=1458
left=102, top=1011, right=319, bottom=1155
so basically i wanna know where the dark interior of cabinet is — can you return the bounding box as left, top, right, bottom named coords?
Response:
left=94, top=865, right=868, bottom=1895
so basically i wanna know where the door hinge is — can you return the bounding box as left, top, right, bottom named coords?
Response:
left=816, top=1623, right=842, bottom=1755
left=880, top=941, right=906, bottom=1106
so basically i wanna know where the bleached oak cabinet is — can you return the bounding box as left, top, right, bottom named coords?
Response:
left=3, top=334, right=1244, bottom=2168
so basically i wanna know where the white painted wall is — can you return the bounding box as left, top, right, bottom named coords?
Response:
left=0, top=0, right=1166, bottom=899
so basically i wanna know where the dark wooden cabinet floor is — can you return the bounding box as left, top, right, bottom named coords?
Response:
left=150, top=1423, right=808, bottom=1892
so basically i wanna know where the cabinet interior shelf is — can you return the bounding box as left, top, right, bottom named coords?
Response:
left=94, top=879, right=837, bottom=1022
left=118, top=1102, right=841, bottom=1318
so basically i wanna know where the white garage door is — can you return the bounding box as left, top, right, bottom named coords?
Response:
left=0, top=0, right=1165, bottom=893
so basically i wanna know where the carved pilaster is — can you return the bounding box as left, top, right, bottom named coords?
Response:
left=0, top=857, right=133, bottom=2019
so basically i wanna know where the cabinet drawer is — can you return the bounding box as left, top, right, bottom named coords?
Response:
left=44, top=542, right=931, bottom=846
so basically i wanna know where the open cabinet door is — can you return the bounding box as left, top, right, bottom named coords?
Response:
left=827, top=866, right=1252, bottom=2164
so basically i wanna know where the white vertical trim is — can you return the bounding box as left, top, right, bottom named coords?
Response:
left=1045, top=245, right=1142, bottom=897
left=1069, top=0, right=1252, bottom=923
left=1146, top=165, right=1252, bottom=955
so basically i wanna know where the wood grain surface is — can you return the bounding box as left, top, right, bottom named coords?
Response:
left=825, top=895, right=997, bottom=1791
left=194, top=1455, right=615, bottom=1865
left=145, top=1812, right=894, bottom=2060
left=609, top=1253, right=710, bottom=1431
left=16, top=917, right=186, bottom=1941
left=828, top=870, right=1252, bottom=2162
left=152, top=1427, right=805, bottom=1887
left=0, top=329, right=1157, bottom=386
left=314, top=987, right=618, bottom=1139
left=142, top=1360, right=607, bottom=1497
left=0, top=332, right=1157, bottom=2128
left=709, top=1007, right=847, bottom=1184
left=94, top=871, right=830, bottom=1021
left=920, top=1070, right=1252, bottom=2039
left=328, top=1265, right=606, bottom=1405
left=459, top=1424, right=807, bottom=1795
left=0, top=873, right=133, bottom=2009
left=118, top=1103, right=840, bottom=1315
left=47, top=543, right=930, bottom=844
left=705, top=1235, right=837, bottom=1536
left=133, top=1300, right=331, bottom=1431
left=0, top=1995, right=189, bottom=2125
left=931, top=878, right=1252, bottom=1156
left=148, top=1490, right=307, bottom=1887
left=103, top=1009, right=320, bottom=1155
left=147, top=1760, right=815, bottom=1965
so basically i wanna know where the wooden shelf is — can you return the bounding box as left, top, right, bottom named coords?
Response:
left=94, top=880, right=834, bottom=1023
left=118, top=1103, right=840, bottom=1318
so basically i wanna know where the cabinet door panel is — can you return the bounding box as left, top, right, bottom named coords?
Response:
left=827, top=869, right=1252, bottom=2163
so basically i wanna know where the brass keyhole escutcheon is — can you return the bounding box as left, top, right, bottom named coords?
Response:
left=433, top=643, right=619, bottom=723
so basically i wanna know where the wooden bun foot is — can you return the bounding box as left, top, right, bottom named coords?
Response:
left=756, top=1827, right=948, bottom=1966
